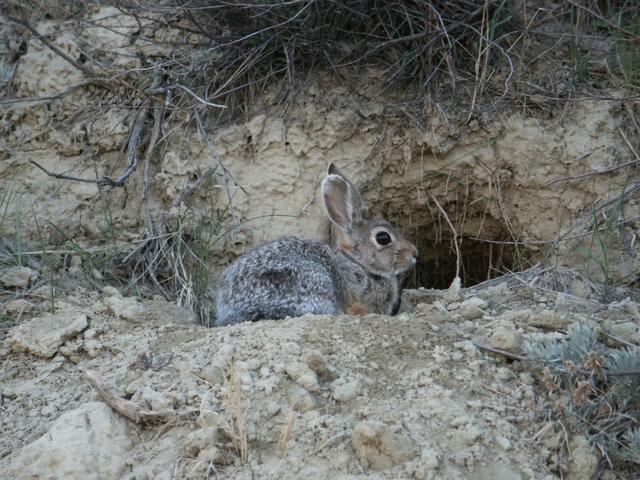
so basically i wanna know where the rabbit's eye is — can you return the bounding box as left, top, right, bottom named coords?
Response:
left=375, top=231, right=392, bottom=246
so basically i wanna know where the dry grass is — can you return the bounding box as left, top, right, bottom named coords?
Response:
left=223, top=362, right=248, bottom=463
left=278, top=413, right=296, bottom=458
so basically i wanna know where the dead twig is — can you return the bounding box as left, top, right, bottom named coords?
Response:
left=0, top=79, right=110, bottom=106
left=10, top=15, right=96, bottom=76
left=471, top=341, right=530, bottom=362
left=85, top=370, right=196, bottom=425
left=565, top=0, right=640, bottom=40
left=472, top=340, right=640, bottom=376
left=172, top=167, right=218, bottom=208
left=602, top=330, right=638, bottom=349
left=428, top=192, right=461, bottom=282
left=108, top=71, right=163, bottom=188
left=619, top=127, right=640, bottom=163
left=546, top=159, right=638, bottom=187
left=143, top=86, right=172, bottom=233
left=29, top=160, right=105, bottom=185
left=30, top=71, right=164, bottom=188
left=193, top=110, right=247, bottom=217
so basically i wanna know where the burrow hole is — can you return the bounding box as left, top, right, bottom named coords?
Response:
left=395, top=219, right=530, bottom=290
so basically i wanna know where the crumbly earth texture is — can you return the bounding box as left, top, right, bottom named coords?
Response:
left=2, top=281, right=637, bottom=480
left=2, top=5, right=640, bottom=480
left=2, top=6, right=639, bottom=289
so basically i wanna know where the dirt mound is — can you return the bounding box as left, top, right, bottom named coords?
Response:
left=3, top=281, right=638, bottom=479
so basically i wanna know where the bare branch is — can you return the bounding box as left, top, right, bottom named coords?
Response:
left=85, top=370, right=196, bottom=425
left=471, top=341, right=530, bottom=362
left=29, top=160, right=105, bottom=185
left=0, top=79, right=110, bottom=106
left=428, top=192, right=461, bottom=282
left=143, top=87, right=172, bottom=232
left=10, top=15, right=95, bottom=76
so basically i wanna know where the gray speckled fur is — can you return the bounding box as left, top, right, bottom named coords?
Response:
left=215, top=237, right=396, bottom=326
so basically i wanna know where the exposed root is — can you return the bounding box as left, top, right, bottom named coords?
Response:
left=84, top=370, right=198, bottom=426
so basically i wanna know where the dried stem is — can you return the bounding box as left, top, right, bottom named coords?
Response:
left=429, top=192, right=461, bottom=282
left=85, top=370, right=196, bottom=425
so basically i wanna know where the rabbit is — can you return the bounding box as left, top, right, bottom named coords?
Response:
left=215, top=163, right=418, bottom=326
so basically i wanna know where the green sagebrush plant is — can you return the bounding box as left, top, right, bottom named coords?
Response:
left=525, top=321, right=640, bottom=466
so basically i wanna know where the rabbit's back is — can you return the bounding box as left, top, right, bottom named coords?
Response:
left=215, top=237, right=344, bottom=326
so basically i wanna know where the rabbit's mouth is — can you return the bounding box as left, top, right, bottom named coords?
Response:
left=394, top=256, right=417, bottom=276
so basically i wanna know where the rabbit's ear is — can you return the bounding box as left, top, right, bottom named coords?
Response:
left=327, top=163, right=340, bottom=176
left=322, top=174, right=356, bottom=232
left=326, top=163, right=368, bottom=219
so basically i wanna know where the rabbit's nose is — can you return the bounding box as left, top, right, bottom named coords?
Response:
left=408, top=245, right=418, bottom=266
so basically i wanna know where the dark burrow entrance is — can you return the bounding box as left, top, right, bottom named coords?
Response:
left=404, top=233, right=529, bottom=290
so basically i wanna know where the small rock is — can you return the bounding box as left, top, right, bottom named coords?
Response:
left=105, top=295, right=146, bottom=322
left=136, top=386, right=174, bottom=411
left=443, top=278, right=461, bottom=303
left=282, top=341, right=301, bottom=355
left=200, top=365, right=224, bottom=386
left=351, top=421, right=416, bottom=470
left=102, top=286, right=120, bottom=296
left=528, top=309, right=569, bottom=329
left=496, top=367, right=513, bottom=381
left=29, top=285, right=55, bottom=299
left=9, top=402, right=132, bottom=480
left=264, top=401, right=281, bottom=420
left=398, top=289, right=444, bottom=313
left=70, top=255, right=82, bottom=268
left=286, top=384, right=318, bottom=412
left=183, top=426, right=225, bottom=457
left=496, top=436, right=512, bottom=450
left=490, top=322, right=523, bottom=352
left=608, top=321, right=640, bottom=344
left=407, top=445, right=440, bottom=480
left=473, top=463, right=523, bottom=480
left=332, top=379, right=361, bottom=402
left=147, top=297, right=195, bottom=325
left=5, top=299, right=34, bottom=315
left=519, top=372, right=535, bottom=385
left=484, top=282, right=508, bottom=297
left=84, top=328, right=97, bottom=339
left=304, top=350, right=338, bottom=381
left=461, top=422, right=484, bottom=446
left=0, top=266, right=37, bottom=288
left=40, top=404, right=56, bottom=417
left=420, top=445, right=440, bottom=469
left=83, top=339, right=102, bottom=358
left=197, top=411, right=225, bottom=429
left=196, top=446, right=225, bottom=465
left=285, top=362, right=320, bottom=392
left=458, top=297, right=488, bottom=320
left=500, top=309, right=532, bottom=324
left=566, top=436, right=599, bottom=480
left=7, top=312, right=88, bottom=358
left=601, top=470, right=618, bottom=480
